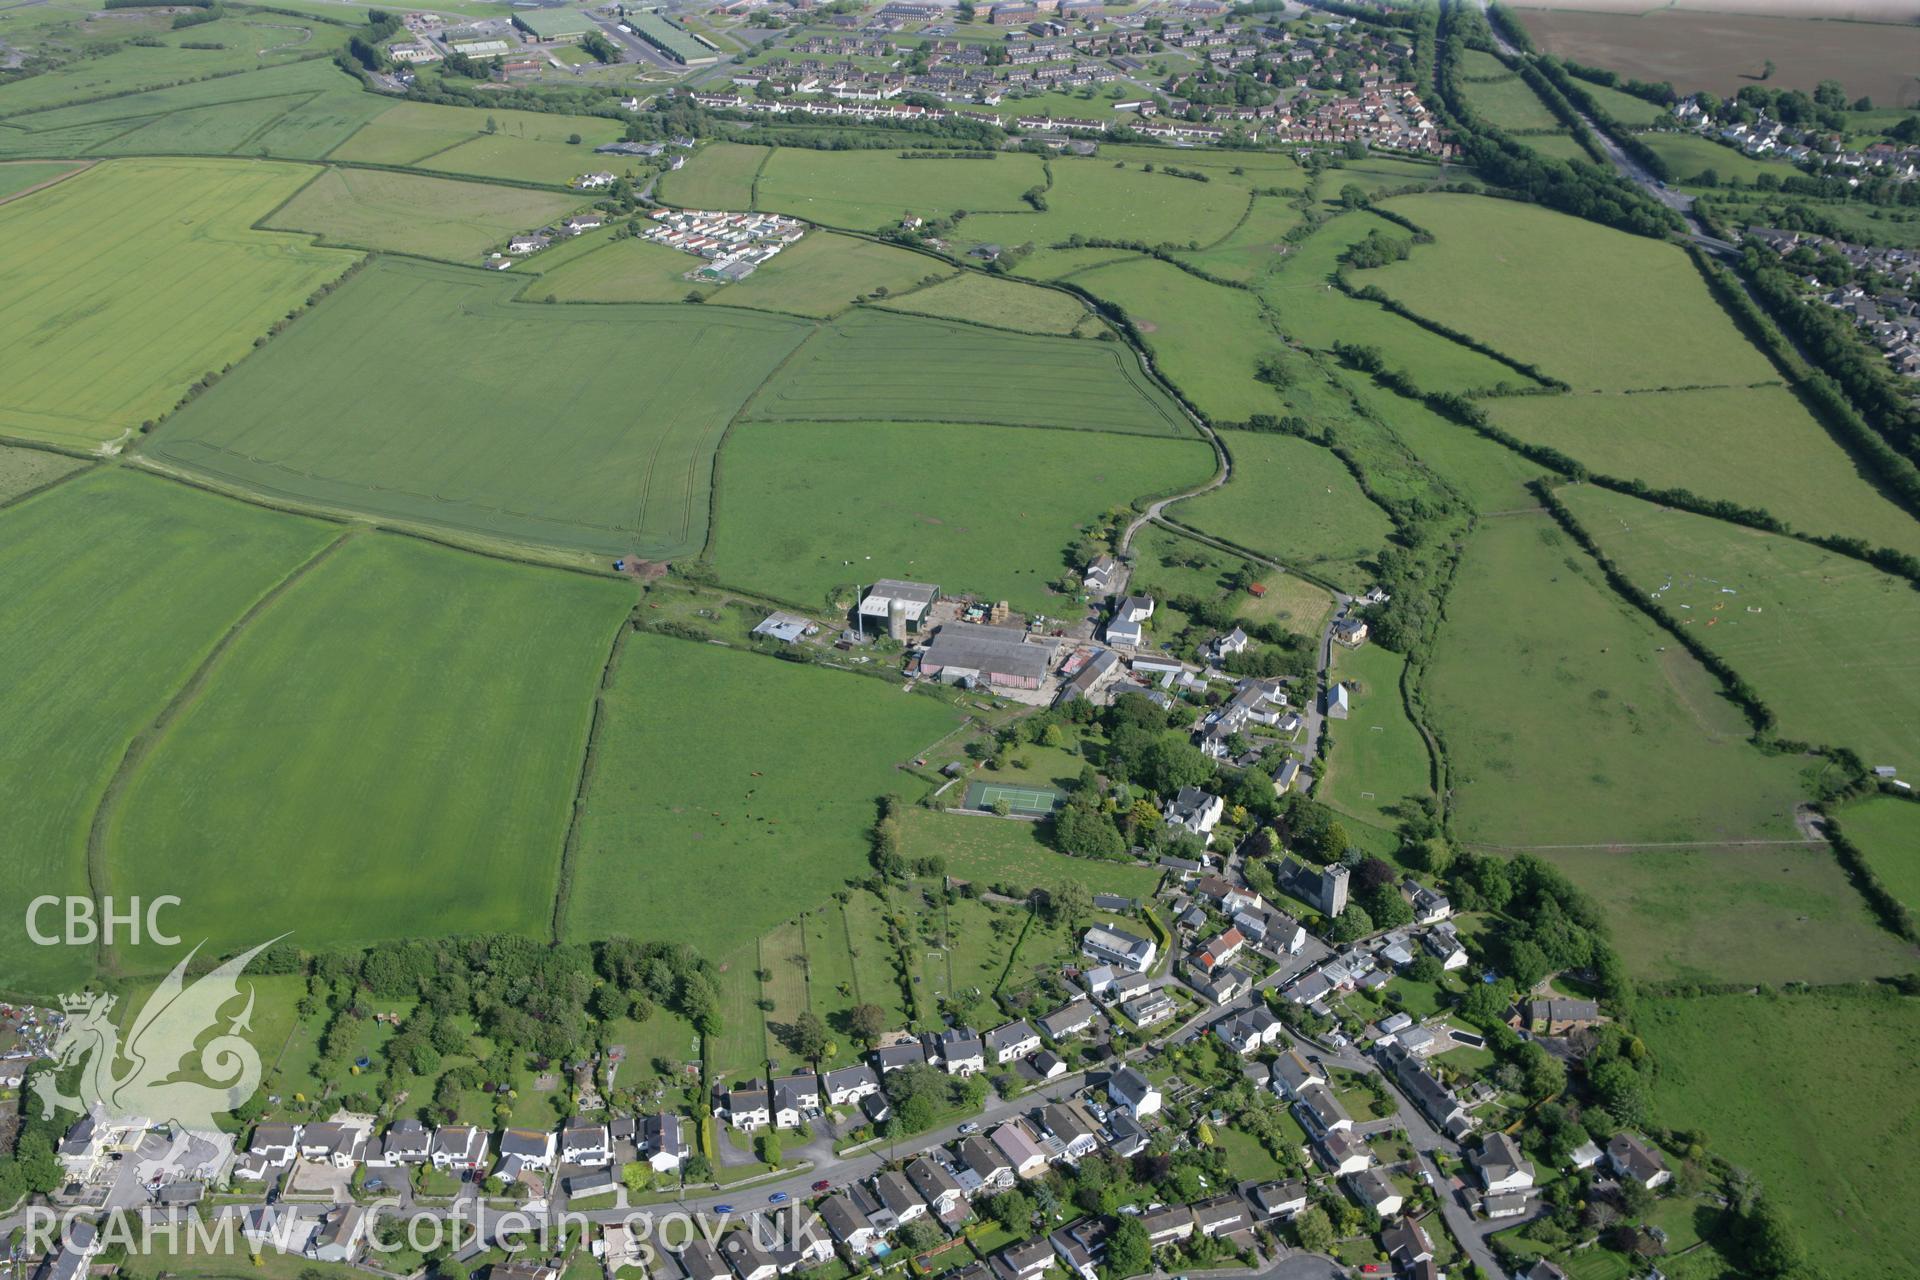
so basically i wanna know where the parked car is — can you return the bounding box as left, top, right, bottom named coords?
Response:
left=713, top=1204, right=734, bottom=1214
left=769, top=1192, right=789, bottom=1204
left=811, top=1180, right=832, bottom=1193
left=957, top=1122, right=979, bottom=1135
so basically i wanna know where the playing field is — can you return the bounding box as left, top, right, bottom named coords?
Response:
left=874, top=272, right=1091, bottom=336
left=708, top=419, right=1213, bottom=615
left=264, top=167, right=587, bottom=261
left=740, top=309, right=1191, bottom=436
left=562, top=632, right=964, bottom=956
left=754, top=148, right=1048, bottom=228
left=103, top=531, right=630, bottom=974
left=963, top=782, right=1061, bottom=816
left=899, top=806, right=1164, bottom=901
left=656, top=141, right=767, bottom=211
left=0, top=157, right=356, bottom=447
left=1319, top=643, right=1432, bottom=833
left=1833, top=795, right=1920, bottom=915
left=1428, top=513, right=1808, bottom=848
left=1559, top=485, right=1920, bottom=768
left=0, top=469, right=338, bottom=993
left=148, top=257, right=813, bottom=557
left=1490, top=388, right=1920, bottom=558
left=1168, top=431, right=1395, bottom=589
left=1642, top=990, right=1920, bottom=1280
left=1371, top=194, right=1777, bottom=391
left=1126, top=523, right=1336, bottom=640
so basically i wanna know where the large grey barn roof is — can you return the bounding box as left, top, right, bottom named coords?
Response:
left=921, top=623, right=1052, bottom=682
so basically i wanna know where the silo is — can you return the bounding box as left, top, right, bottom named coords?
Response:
left=888, top=597, right=908, bottom=642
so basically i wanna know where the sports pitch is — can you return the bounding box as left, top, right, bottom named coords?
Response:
left=963, top=781, right=1062, bottom=816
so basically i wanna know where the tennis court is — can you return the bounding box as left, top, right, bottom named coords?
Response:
left=963, top=781, right=1062, bottom=816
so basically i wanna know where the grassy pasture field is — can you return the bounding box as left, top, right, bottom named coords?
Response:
left=1518, top=132, right=1591, bottom=164
left=1538, top=846, right=1913, bottom=985
left=1126, top=523, right=1337, bottom=640
left=1427, top=513, right=1808, bottom=848
left=333, top=100, right=624, bottom=182
left=1642, top=990, right=1920, bottom=1280
left=103, top=531, right=629, bottom=974
left=874, top=272, right=1091, bottom=335
left=0, top=469, right=338, bottom=993
left=532, top=234, right=713, bottom=302
left=899, top=807, right=1164, bottom=901
left=1458, top=64, right=1563, bottom=133
left=709, top=419, right=1213, bottom=615
left=1574, top=79, right=1668, bottom=127
left=1172, top=194, right=1305, bottom=284
left=958, top=157, right=1254, bottom=256
left=1635, top=131, right=1792, bottom=187
left=657, top=141, right=767, bottom=211
left=148, top=257, right=812, bottom=557
left=1834, top=796, right=1920, bottom=916
left=1371, top=194, right=1777, bottom=390
left=0, top=445, right=87, bottom=503
left=1559, top=485, right=1920, bottom=768
left=741, top=308, right=1191, bottom=436
left=0, top=158, right=356, bottom=448
left=1168, top=431, right=1394, bottom=588
left=1488, top=387, right=1920, bottom=558
left=1320, top=643, right=1431, bottom=833
left=0, top=160, right=82, bottom=201
left=1339, top=379, right=1546, bottom=514
left=564, top=633, right=964, bottom=958
left=753, top=148, right=1048, bottom=228
left=265, top=167, right=587, bottom=261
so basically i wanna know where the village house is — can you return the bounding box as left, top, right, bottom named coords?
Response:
left=1607, top=1132, right=1671, bottom=1189
left=1081, top=922, right=1157, bottom=974
left=1472, top=1131, right=1535, bottom=1194
left=1106, top=1065, right=1161, bottom=1118
left=986, top=1020, right=1042, bottom=1064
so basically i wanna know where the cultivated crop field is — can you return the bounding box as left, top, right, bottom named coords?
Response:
left=1320, top=643, right=1431, bottom=834
left=148, top=257, right=812, bottom=557
left=0, top=470, right=338, bottom=992
left=1372, top=194, right=1777, bottom=390
left=741, top=309, right=1191, bottom=436
left=1642, top=991, right=1920, bottom=1280
left=1168, top=431, right=1394, bottom=589
left=1834, top=796, right=1920, bottom=915
left=754, top=147, right=1048, bottom=228
left=1560, top=485, right=1920, bottom=767
left=103, top=531, right=629, bottom=974
left=875, top=272, right=1091, bottom=335
left=657, top=141, right=767, bottom=211
left=708, top=419, right=1214, bottom=615
left=0, top=159, right=81, bottom=200
left=0, top=445, right=87, bottom=504
left=0, top=157, right=356, bottom=447
left=264, top=167, right=587, bottom=261
left=1489, top=388, right=1920, bottom=557
left=564, top=633, right=964, bottom=958
left=1427, top=513, right=1807, bottom=848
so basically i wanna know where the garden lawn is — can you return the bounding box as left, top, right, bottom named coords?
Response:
left=148, top=256, right=812, bottom=558
left=1125, top=523, right=1336, bottom=639
left=264, top=167, right=587, bottom=261
left=1168, top=431, right=1394, bottom=588
left=1642, top=990, right=1920, bottom=1280
left=1371, top=194, right=1777, bottom=390
left=754, top=148, right=1047, bottom=229
left=1489, top=388, right=1920, bottom=558
left=564, top=633, right=964, bottom=958
left=1320, top=644, right=1431, bottom=832
left=1537, top=846, right=1913, bottom=985
left=0, top=470, right=336, bottom=996
left=1559, top=485, right=1920, bottom=766
left=874, top=272, right=1090, bottom=335
left=0, top=157, right=356, bottom=447
left=741, top=309, right=1190, bottom=437
left=1833, top=795, right=1920, bottom=917
left=709, top=419, right=1213, bottom=615
left=1427, top=513, right=1807, bottom=847
left=102, top=531, right=631, bottom=975
left=657, top=141, right=768, bottom=211
left=898, top=807, right=1163, bottom=901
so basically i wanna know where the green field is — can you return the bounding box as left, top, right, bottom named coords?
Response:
left=0, top=157, right=356, bottom=447
left=0, top=159, right=82, bottom=201
left=0, top=445, right=87, bottom=504
left=1643, top=991, right=1920, bottom=1280
left=334, top=100, right=624, bottom=182
left=899, top=806, right=1164, bottom=901
left=103, top=531, right=629, bottom=972
left=875, top=272, right=1091, bottom=335
left=1126, top=523, right=1337, bottom=639
left=1372, top=194, right=1777, bottom=390
left=1340, top=378, right=1546, bottom=514
left=1559, top=485, right=1920, bottom=767
left=1538, top=846, right=1913, bottom=985
left=1833, top=795, right=1920, bottom=914
left=657, top=141, right=767, bottom=211
left=1320, top=643, right=1432, bottom=832
left=0, top=470, right=338, bottom=992
left=148, top=257, right=812, bottom=557
left=1172, top=194, right=1306, bottom=284
left=265, top=166, right=587, bottom=261
left=1168, top=431, right=1394, bottom=587
left=709, top=419, right=1213, bottom=615
left=1637, top=131, right=1794, bottom=187
left=741, top=308, right=1191, bottom=436
left=958, top=157, right=1255, bottom=255
left=1490, top=388, right=1920, bottom=558
left=1578, top=80, right=1669, bottom=127
left=754, top=148, right=1048, bottom=229
left=565, top=634, right=961, bottom=955
left=1459, top=64, right=1564, bottom=132
left=1518, top=131, right=1590, bottom=163
left=1428, top=513, right=1808, bottom=847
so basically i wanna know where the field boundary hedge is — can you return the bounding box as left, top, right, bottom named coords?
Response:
left=1817, top=806, right=1918, bottom=943
left=551, top=609, right=640, bottom=942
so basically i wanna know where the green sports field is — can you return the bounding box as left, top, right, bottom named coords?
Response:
left=753, top=147, right=1048, bottom=228
left=264, top=166, right=588, bottom=261
left=148, top=257, right=812, bottom=557
left=563, top=632, right=964, bottom=956
left=1319, top=643, right=1432, bottom=833
left=1559, top=485, right=1920, bottom=767
left=740, top=308, right=1191, bottom=436
left=874, top=272, right=1091, bottom=335
left=103, top=531, right=630, bottom=974
left=1833, top=795, right=1920, bottom=915
left=1427, top=513, right=1808, bottom=848
left=963, top=782, right=1060, bottom=815
left=0, top=470, right=338, bottom=992
left=0, top=157, right=356, bottom=447
left=708, top=419, right=1213, bottom=615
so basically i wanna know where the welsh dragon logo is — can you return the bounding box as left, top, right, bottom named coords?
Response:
left=34, top=938, right=281, bottom=1131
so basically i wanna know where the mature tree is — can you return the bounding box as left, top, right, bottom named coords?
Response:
left=1048, top=879, right=1093, bottom=936
left=1106, top=1216, right=1151, bottom=1278
left=1292, top=1206, right=1335, bottom=1254
left=847, top=1003, right=889, bottom=1048
left=791, top=1010, right=832, bottom=1063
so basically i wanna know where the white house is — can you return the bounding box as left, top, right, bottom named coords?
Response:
left=559, top=1122, right=612, bottom=1168
left=984, top=1021, right=1041, bottom=1065
left=1163, top=785, right=1225, bottom=843
left=1106, top=1065, right=1161, bottom=1118
left=1472, top=1132, right=1535, bottom=1195
left=1081, top=923, right=1156, bottom=974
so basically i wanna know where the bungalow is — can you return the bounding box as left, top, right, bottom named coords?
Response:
left=874, top=1042, right=928, bottom=1073
left=1163, top=786, right=1225, bottom=843
left=640, top=1112, right=688, bottom=1173
left=719, top=1234, right=779, bottom=1280
left=725, top=1085, right=773, bottom=1131
left=1192, top=1193, right=1247, bottom=1237
left=431, top=1125, right=489, bottom=1172
left=1607, top=1132, right=1671, bottom=1189
left=822, top=1065, right=882, bottom=1106
left=680, top=1242, right=731, bottom=1280
left=508, top=233, right=551, bottom=255
left=1037, top=1102, right=1099, bottom=1162
left=1568, top=1140, right=1603, bottom=1171
left=1031, top=1050, right=1068, bottom=1081
left=957, top=1134, right=1014, bottom=1194
left=934, top=1029, right=986, bottom=1076
left=873, top=1169, right=929, bottom=1224
left=565, top=1168, right=618, bottom=1203
left=1324, top=682, right=1351, bottom=719
left=1081, top=924, right=1156, bottom=974
left=817, top=1196, right=879, bottom=1256
left=1106, top=1065, right=1161, bottom=1118
left=575, top=171, right=617, bottom=189
left=985, top=1020, right=1042, bottom=1065
left=992, top=1239, right=1054, bottom=1280
left=1514, top=998, right=1603, bottom=1036
left=1472, top=1132, right=1535, bottom=1194
left=560, top=1122, right=612, bottom=1167
left=907, top=1156, right=969, bottom=1224
left=1039, top=1000, right=1097, bottom=1042
left=310, top=1205, right=368, bottom=1265
left=1483, top=1192, right=1532, bottom=1220
left=1346, top=1166, right=1402, bottom=1218
left=1139, top=1204, right=1194, bottom=1246
left=990, top=1120, right=1050, bottom=1179
left=1248, top=1179, right=1309, bottom=1220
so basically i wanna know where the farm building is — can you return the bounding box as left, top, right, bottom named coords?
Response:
left=751, top=612, right=812, bottom=644
left=512, top=9, right=596, bottom=43
left=918, top=623, right=1052, bottom=690
left=628, top=10, right=718, bottom=64
left=858, top=579, right=940, bottom=636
